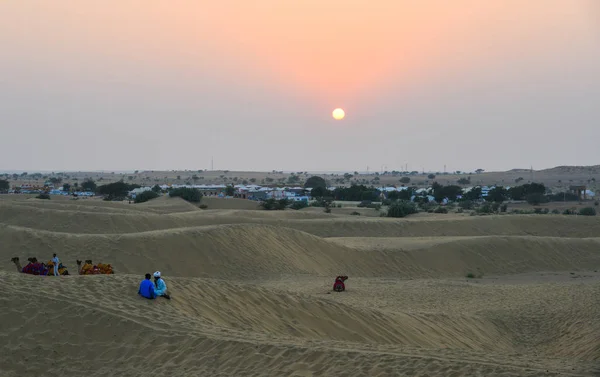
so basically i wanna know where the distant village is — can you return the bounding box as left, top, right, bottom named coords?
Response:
left=4, top=180, right=596, bottom=203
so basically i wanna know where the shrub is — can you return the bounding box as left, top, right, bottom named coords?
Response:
left=169, top=187, right=202, bottom=203
left=434, top=206, right=448, bottom=213
left=324, top=207, right=331, bottom=213
left=466, top=273, right=475, bottom=279
left=533, top=207, right=549, bottom=214
left=458, top=200, right=474, bottom=210
left=491, top=202, right=500, bottom=212
left=500, top=204, right=508, bottom=213
left=595, top=201, right=599, bottom=206
left=260, top=198, right=289, bottom=210
left=551, top=209, right=560, bottom=214
left=199, top=204, right=208, bottom=209
left=374, top=204, right=381, bottom=211
left=289, top=201, right=308, bottom=210
left=350, top=211, right=361, bottom=216
left=526, top=193, right=549, bottom=206
left=387, top=200, right=418, bottom=218
left=477, top=203, right=493, bottom=214
left=563, top=208, right=576, bottom=215
left=36, top=193, right=50, bottom=200
left=134, top=190, right=159, bottom=203
left=579, top=207, right=596, bottom=216
left=456, top=208, right=464, bottom=213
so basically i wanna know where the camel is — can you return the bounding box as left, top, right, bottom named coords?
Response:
left=11, top=257, right=50, bottom=275
left=76, top=259, right=114, bottom=275
left=333, top=275, right=348, bottom=292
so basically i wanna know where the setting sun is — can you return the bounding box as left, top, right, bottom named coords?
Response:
left=332, top=108, right=345, bottom=120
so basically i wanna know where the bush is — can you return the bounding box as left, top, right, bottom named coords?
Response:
left=36, top=193, right=50, bottom=200
left=466, top=273, right=475, bottom=279
left=579, top=207, right=596, bottom=216
left=456, top=208, right=464, bottom=213
left=387, top=200, right=418, bottom=218
left=134, top=190, right=159, bottom=203
left=563, top=208, right=576, bottom=215
left=500, top=204, right=508, bottom=213
left=434, top=206, right=448, bottom=213
left=595, top=201, right=599, bottom=206
left=533, top=207, right=549, bottom=214
left=458, top=200, right=474, bottom=210
left=551, top=209, right=560, bottom=214
left=324, top=207, right=331, bottom=213
left=350, top=211, right=361, bottom=216
left=526, top=193, right=549, bottom=206
left=289, top=201, right=308, bottom=210
left=199, top=204, right=208, bottom=209
left=260, top=198, right=289, bottom=210
left=169, top=187, right=202, bottom=203
left=477, top=203, right=493, bottom=214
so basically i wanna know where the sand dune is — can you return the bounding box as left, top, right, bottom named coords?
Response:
left=3, top=200, right=600, bottom=238
left=2, top=197, right=600, bottom=376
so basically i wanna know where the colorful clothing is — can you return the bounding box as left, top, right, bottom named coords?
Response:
left=138, top=279, right=156, bottom=299
left=154, top=278, right=168, bottom=296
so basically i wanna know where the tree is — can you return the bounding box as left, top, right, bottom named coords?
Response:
left=225, top=185, right=235, bottom=196
left=62, top=183, right=71, bottom=192
left=427, top=174, right=436, bottom=180
left=304, top=176, right=327, bottom=189
left=486, top=187, right=507, bottom=203
left=81, top=179, right=97, bottom=192
left=475, top=169, right=485, bottom=174
left=97, top=181, right=140, bottom=199
left=463, top=187, right=482, bottom=201
left=288, top=174, right=301, bottom=184
left=249, top=178, right=257, bottom=183
left=386, top=200, right=418, bottom=218
left=169, top=187, right=202, bottom=202
left=134, top=190, right=159, bottom=203
left=399, top=177, right=411, bottom=184
left=49, top=177, right=63, bottom=185
left=0, top=179, right=9, bottom=192
left=152, top=184, right=162, bottom=193
left=431, top=183, right=463, bottom=202
left=310, top=186, right=330, bottom=198
left=457, top=177, right=471, bottom=185
left=526, top=193, right=548, bottom=206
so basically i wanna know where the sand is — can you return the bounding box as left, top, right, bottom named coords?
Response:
left=1, top=194, right=599, bottom=377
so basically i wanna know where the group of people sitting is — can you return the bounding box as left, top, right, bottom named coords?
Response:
left=138, top=271, right=171, bottom=300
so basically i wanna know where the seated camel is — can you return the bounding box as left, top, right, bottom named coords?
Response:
left=333, top=275, right=348, bottom=292
left=11, top=257, right=50, bottom=275
left=46, top=259, right=69, bottom=275
left=76, top=260, right=114, bottom=275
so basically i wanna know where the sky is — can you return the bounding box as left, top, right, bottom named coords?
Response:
left=1, top=0, right=599, bottom=173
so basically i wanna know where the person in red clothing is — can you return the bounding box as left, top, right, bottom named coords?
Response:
left=333, top=275, right=348, bottom=292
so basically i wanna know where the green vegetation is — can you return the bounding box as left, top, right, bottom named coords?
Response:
left=260, top=198, right=290, bottom=210
left=579, top=207, right=596, bottom=216
left=169, top=187, right=202, bottom=203
left=36, top=193, right=50, bottom=200
left=386, top=200, right=418, bottom=218
left=289, top=201, right=308, bottom=210
left=134, top=190, right=159, bottom=203
left=0, top=179, right=9, bottom=192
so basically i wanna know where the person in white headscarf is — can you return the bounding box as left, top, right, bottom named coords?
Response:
left=153, top=271, right=170, bottom=299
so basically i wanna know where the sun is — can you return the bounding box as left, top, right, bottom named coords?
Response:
left=332, top=108, right=345, bottom=120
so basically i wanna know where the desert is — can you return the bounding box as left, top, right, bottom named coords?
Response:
left=1, top=182, right=599, bottom=377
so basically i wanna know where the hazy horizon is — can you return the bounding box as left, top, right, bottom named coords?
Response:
left=1, top=1, right=599, bottom=173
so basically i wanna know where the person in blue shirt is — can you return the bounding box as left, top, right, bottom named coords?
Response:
left=138, top=273, right=156, bottom=299
left=153, top=271, right=171, bottom=300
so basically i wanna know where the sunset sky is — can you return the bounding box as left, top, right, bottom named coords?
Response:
left=1, top=1, right=599, bottom=172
